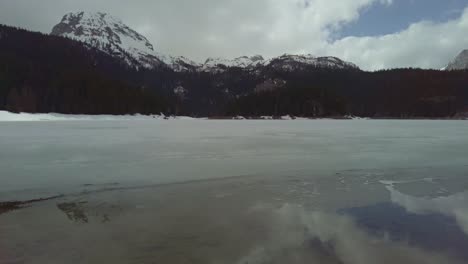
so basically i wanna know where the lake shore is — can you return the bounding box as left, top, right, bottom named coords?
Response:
left=1, top=110, right=467, bottom=122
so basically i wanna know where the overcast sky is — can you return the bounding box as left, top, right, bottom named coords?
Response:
left=1, top=0, right=468, bottom=70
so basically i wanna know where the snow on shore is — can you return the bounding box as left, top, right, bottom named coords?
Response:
left=0, top=111, right=378, bottom=122
left=0, top=111, right=196, bottom=122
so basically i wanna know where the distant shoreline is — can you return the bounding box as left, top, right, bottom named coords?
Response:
left=0, top=111, right=466, bottom=122
left=207, top=116, right=468, bottom=121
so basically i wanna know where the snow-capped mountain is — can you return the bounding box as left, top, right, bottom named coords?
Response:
left=51, top=11, right=359, bottom=73
left=446, top=50, right=468, bottom=70
left=51, top=12, right=165, bottom=69
left=267, top=54, right=359, bottom=71
left=201, top=55, right=266, bottom=72
left=51, top=11, right=200, bottom=71
left=163, top=56, right=201, bottom=72
left=201, top=54, right=358, bottom=73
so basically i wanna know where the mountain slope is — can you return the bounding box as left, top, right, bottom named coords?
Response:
left=267, top=55, right=358, bottom=71
left=200, top=54, right=358, bottom=73
left=50, top=12, right=359, bottom=73
left=51, top=11, right=165, bottom=69
left=446, top=50, right=468, bottom=70
left=0, top=24, right=167, bottom=114
left=4, top=13, right=468, bottom=118
left=201, top=55, right=266, bottom=72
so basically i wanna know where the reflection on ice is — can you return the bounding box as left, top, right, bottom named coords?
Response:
left=1, top=120, right=468, bottom=263
left=2, top=174, right=468, bottom=264
left=343, top=202, right=468, bottom=261
left=239, top=204, right=464, bottom=264
left=385, top=183, right=468, bottom=235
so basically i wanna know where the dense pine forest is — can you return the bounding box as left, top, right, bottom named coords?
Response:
left=226, top=69, right=468, bottom=118
left=1, top=24, right=468, bottom=118
left=0, top=25, right=168, bottom=115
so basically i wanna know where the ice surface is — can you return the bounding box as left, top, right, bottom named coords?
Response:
left=1, top=119, right=468, bottom=263
left=0, top=118, right=467, bottom=194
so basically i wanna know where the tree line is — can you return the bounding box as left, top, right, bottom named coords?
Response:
left=0, top=25, right=168, bottom=115
left=1, top=24, right=468, bottom=118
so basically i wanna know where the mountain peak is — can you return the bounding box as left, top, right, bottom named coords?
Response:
left=50, top=12, right=359, bottom=72
left=446, top=49, right=468, bottom=70
left=51, top=11, right=160, bottom=68
left=267, top=54, right=359, bottom=71
left=202, top=55, right=267, bottom=72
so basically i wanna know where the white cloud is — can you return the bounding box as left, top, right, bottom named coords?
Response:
left=324, top=7, right=468, bottom=70
left=0, top=0, right=467, bottom=69
left=0, top=0, right=393, bottom=61
left=138, top=0, right=394, bottom=62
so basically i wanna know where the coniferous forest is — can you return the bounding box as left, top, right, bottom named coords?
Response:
left=1, top=24, right=468, bottom=118
left=0, top=25, right=168, bottom=115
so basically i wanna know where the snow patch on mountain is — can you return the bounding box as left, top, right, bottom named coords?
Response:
left=201, top=55, right=265, bottom=72
left=267, top=54, right=359, bottom=71
left=200, top=54, right=358, bottom=73
left=161, top=55, right=201, bottom=72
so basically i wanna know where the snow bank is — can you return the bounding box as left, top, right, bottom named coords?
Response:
left=344, top=115, right=370, bottom=120
left=0, top=111, right=376, bottom=122
left=0, top=111, right=197, bottom=122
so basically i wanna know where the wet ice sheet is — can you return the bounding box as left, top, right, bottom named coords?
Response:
left=1, top=120, right=468, bottom=263
left=1, top=120, right=467, bottom=196
left=1, top=171, right=468, bottom=264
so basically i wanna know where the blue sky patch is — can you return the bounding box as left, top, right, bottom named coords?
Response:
left=337, top=0, right=468, bottom=39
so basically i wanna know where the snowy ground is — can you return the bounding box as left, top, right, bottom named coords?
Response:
left=0, top=111, right=372, bottom=122
left=0, top=111, right=197, bottom=121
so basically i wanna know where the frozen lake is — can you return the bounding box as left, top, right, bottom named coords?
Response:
left=1, top=119, right=467, bottom=196
left=1, top=119, right=468, bottom=263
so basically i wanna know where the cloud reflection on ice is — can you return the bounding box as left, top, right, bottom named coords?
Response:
left=385, top=183, right=468, bottom=235
left=238, top=203, right=464, bottom=264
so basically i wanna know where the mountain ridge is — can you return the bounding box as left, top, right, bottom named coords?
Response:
left=446, top=50, right=468, bottom=70
left=3, top=15, right=468, bottom=118
left=51, top=11, right=360, bottom=73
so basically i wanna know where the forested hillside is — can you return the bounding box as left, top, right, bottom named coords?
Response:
left=0, top=25, right=168, bottom=115
left=226, top=69, right=468, bottom=118
left=1, top=24, right=468, bottom=118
